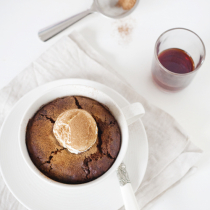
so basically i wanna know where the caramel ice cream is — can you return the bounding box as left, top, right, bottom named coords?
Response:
left=53, top=109, right=98, bottom=154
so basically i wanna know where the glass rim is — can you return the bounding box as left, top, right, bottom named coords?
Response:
left=154, top=27, right=206, bottom=76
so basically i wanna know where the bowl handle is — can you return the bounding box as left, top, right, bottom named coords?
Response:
left=121, top=103, right=145, bottom=125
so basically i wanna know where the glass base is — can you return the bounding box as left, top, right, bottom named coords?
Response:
left=152, top=74, right=187, bottom=92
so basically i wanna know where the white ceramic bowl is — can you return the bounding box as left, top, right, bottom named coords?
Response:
left=19, top=84, right=144, bottom=188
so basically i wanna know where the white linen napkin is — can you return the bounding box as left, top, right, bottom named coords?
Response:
left=0, top=31, right=202, bottom=210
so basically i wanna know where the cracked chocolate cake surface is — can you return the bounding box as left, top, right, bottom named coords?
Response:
left=26, top=96, right=121, bottom=184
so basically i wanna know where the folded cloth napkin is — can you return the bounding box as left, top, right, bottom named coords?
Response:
left=0, top=31, right=202, bottom=210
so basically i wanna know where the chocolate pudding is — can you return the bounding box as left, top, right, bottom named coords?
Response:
left=26, top=96, right=121, bottom=184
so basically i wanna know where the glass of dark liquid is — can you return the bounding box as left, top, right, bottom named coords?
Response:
left=151, top=28, right=206, bottom=92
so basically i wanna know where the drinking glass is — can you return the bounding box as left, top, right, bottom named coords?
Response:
left=151, top=28, right=206, bottom=91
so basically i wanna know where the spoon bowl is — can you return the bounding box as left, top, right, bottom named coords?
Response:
left=95, top=0, right=139, bottom=18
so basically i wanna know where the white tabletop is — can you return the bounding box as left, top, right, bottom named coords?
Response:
left=1, top=0, right=210, bottom=209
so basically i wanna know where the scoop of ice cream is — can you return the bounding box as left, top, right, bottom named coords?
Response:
left=53, top=109, right=98, bottom=154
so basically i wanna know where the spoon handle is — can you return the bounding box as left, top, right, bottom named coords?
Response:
left=120, top=183, right=140, bottom=210
left=38, top=9, right=93, bottom=42
left=117, top=163, right=140, bottom=210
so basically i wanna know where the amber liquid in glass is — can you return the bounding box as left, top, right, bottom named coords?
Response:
left=152, top=48, right=195, bottom=91
left=158, top=48, right=195, bottom=74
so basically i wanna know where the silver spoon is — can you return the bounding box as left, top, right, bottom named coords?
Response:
left=117, top=163, right=140, bottom=210
left=38, top=0, right=140, bottom=42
